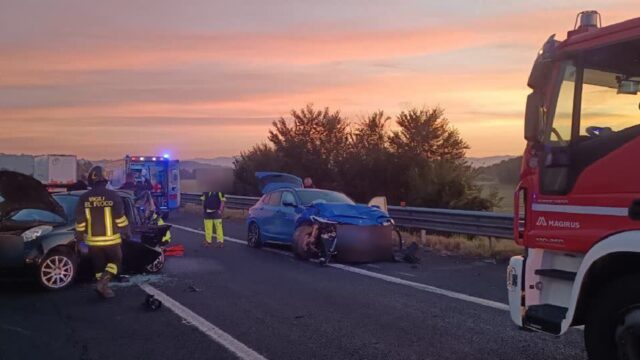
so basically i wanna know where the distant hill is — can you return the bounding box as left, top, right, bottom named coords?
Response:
left=466, top=155, right=517, bottom=168
left=477, top=156, right=522, bottom=185
left=187, top=157, right=236, bottom=168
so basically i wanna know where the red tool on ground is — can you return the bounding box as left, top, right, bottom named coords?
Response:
left=163, top=244, right=184, bottom=257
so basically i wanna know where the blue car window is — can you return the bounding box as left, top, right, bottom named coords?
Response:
left=281, top=191, right=297, bottom=206
left=267, top=191, right=282, bottom=206
left=297, top=190, right=354, bottom=206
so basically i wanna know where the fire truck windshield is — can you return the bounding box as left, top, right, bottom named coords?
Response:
left=548, top=52, right=640, bottom=146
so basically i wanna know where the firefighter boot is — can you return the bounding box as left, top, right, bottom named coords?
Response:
left=95, top=273, right=115, bottom=299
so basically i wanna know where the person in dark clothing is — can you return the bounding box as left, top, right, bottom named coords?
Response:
left=74, top=166, right=129, bottom=299
left=69, top=176, right=88, bottom=191
left=303, top=177, right=316, bottom=189
left=119, top=172, right=137, bottom=191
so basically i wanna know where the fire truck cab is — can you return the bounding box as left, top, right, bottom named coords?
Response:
left=508, top=11, right=640, bottom=359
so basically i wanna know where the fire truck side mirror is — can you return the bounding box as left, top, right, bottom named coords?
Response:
left=525, top=92, right=544, bottom=142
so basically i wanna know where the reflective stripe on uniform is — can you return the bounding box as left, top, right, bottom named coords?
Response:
left=86, top=233, right=121, bottom=246
left=115, top=216, right=128, bottom=227
left=105, top=263, right=118, bottom=275
left=75, top=222, right=86, bottom=231
left=85, top=208, right=92, bottom=237
left=86, top=238, right=122, bottom=246
left=104, top=207, right=113, bottom=236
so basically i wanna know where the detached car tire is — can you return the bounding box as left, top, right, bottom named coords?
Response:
left=38, top=247, right=77, bottom=291
left=247, top=222, right=263, bottom=248
left=585, top=274, right=640, bottom=360
left=292, top=225, right=314, bottom=260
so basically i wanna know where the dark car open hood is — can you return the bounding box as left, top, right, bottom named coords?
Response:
left=0, top=171, right=67, bottom=221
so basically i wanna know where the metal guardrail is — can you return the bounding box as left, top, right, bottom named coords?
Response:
left=387, top=206, right=514, bottom=239
left=181, top=193, right=515, bottom=239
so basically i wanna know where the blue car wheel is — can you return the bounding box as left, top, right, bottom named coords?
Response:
left=247, top=222, right=262, bottom=248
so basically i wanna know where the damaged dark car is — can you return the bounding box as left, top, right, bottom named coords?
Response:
left=0, top=171, right=170, bottom=290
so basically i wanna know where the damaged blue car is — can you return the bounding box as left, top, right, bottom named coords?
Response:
left=246, top=172, right=395, bottom=263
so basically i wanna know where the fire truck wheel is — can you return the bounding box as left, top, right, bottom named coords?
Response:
left=585, top=274, right=640, bottom=360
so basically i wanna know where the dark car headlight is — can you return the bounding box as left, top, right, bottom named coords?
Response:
left=21, top=225, right=53, bottom=242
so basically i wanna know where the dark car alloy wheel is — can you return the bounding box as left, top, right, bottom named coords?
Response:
left=39, top=250, right=76, bottom=290
left=145, top=251, right=165, bottom=273
left=247, top=222, right=262, bottom=248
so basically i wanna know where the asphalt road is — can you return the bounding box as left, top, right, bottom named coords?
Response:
left=0, top=210, right=587, bottom=360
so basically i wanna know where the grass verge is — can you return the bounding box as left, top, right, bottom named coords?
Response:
left=400, top=230, right=523, bottom=261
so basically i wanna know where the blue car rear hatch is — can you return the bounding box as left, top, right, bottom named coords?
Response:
left=255, top=172, right=303, bottom=194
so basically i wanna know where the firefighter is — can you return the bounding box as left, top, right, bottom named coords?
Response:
left=74, top=166, right=129, bottom=299
left=200, top=191, right=225, bottom=247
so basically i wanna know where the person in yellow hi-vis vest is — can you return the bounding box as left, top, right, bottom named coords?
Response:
left=200, top=191, right=225, bottom=247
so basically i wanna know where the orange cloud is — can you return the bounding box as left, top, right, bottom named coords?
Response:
left=2, top=2, right=640, bottom=159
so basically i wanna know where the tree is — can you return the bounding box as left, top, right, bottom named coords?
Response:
left=339, top=111, right=392, bottom=202
left=233, top=143, right=281, bottom=196
left=389, top=107, right=468, bottom=161
left=233, top=105, right=498, bottom=211
left=268, top=104, right=349, bottom=189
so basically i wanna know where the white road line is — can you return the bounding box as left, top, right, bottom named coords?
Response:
left=169, top=223, right=245, bottom=245
left=365, top=264, right=382, bottom=269
left=396, top=272, right=417, bottom=278
left=329, top=263, right=509, bottom=311
left=139, top=283, right=268, bottom=360
left=169, top=223, right=509, bottom=312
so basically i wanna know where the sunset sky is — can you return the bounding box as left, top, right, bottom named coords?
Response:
left=1, top=0, right=639, bottom=160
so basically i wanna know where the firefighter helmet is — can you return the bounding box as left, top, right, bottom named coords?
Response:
left=87, top=166, right=108, bottom=186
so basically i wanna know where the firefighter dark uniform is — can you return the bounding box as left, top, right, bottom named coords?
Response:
left=200, top=191, right=225, bottom=246
left=74, top=166, right=129, bottom=298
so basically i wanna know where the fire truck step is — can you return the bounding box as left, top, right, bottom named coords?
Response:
left=524, top=304, right=567, bottom=335
left=534, top=269, right=577, bottom=281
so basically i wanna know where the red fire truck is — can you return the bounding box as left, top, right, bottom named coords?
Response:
left=507, top=11, right=640, bottom=360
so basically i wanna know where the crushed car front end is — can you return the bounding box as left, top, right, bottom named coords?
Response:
left=298, top=203, right=395, bottom=263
